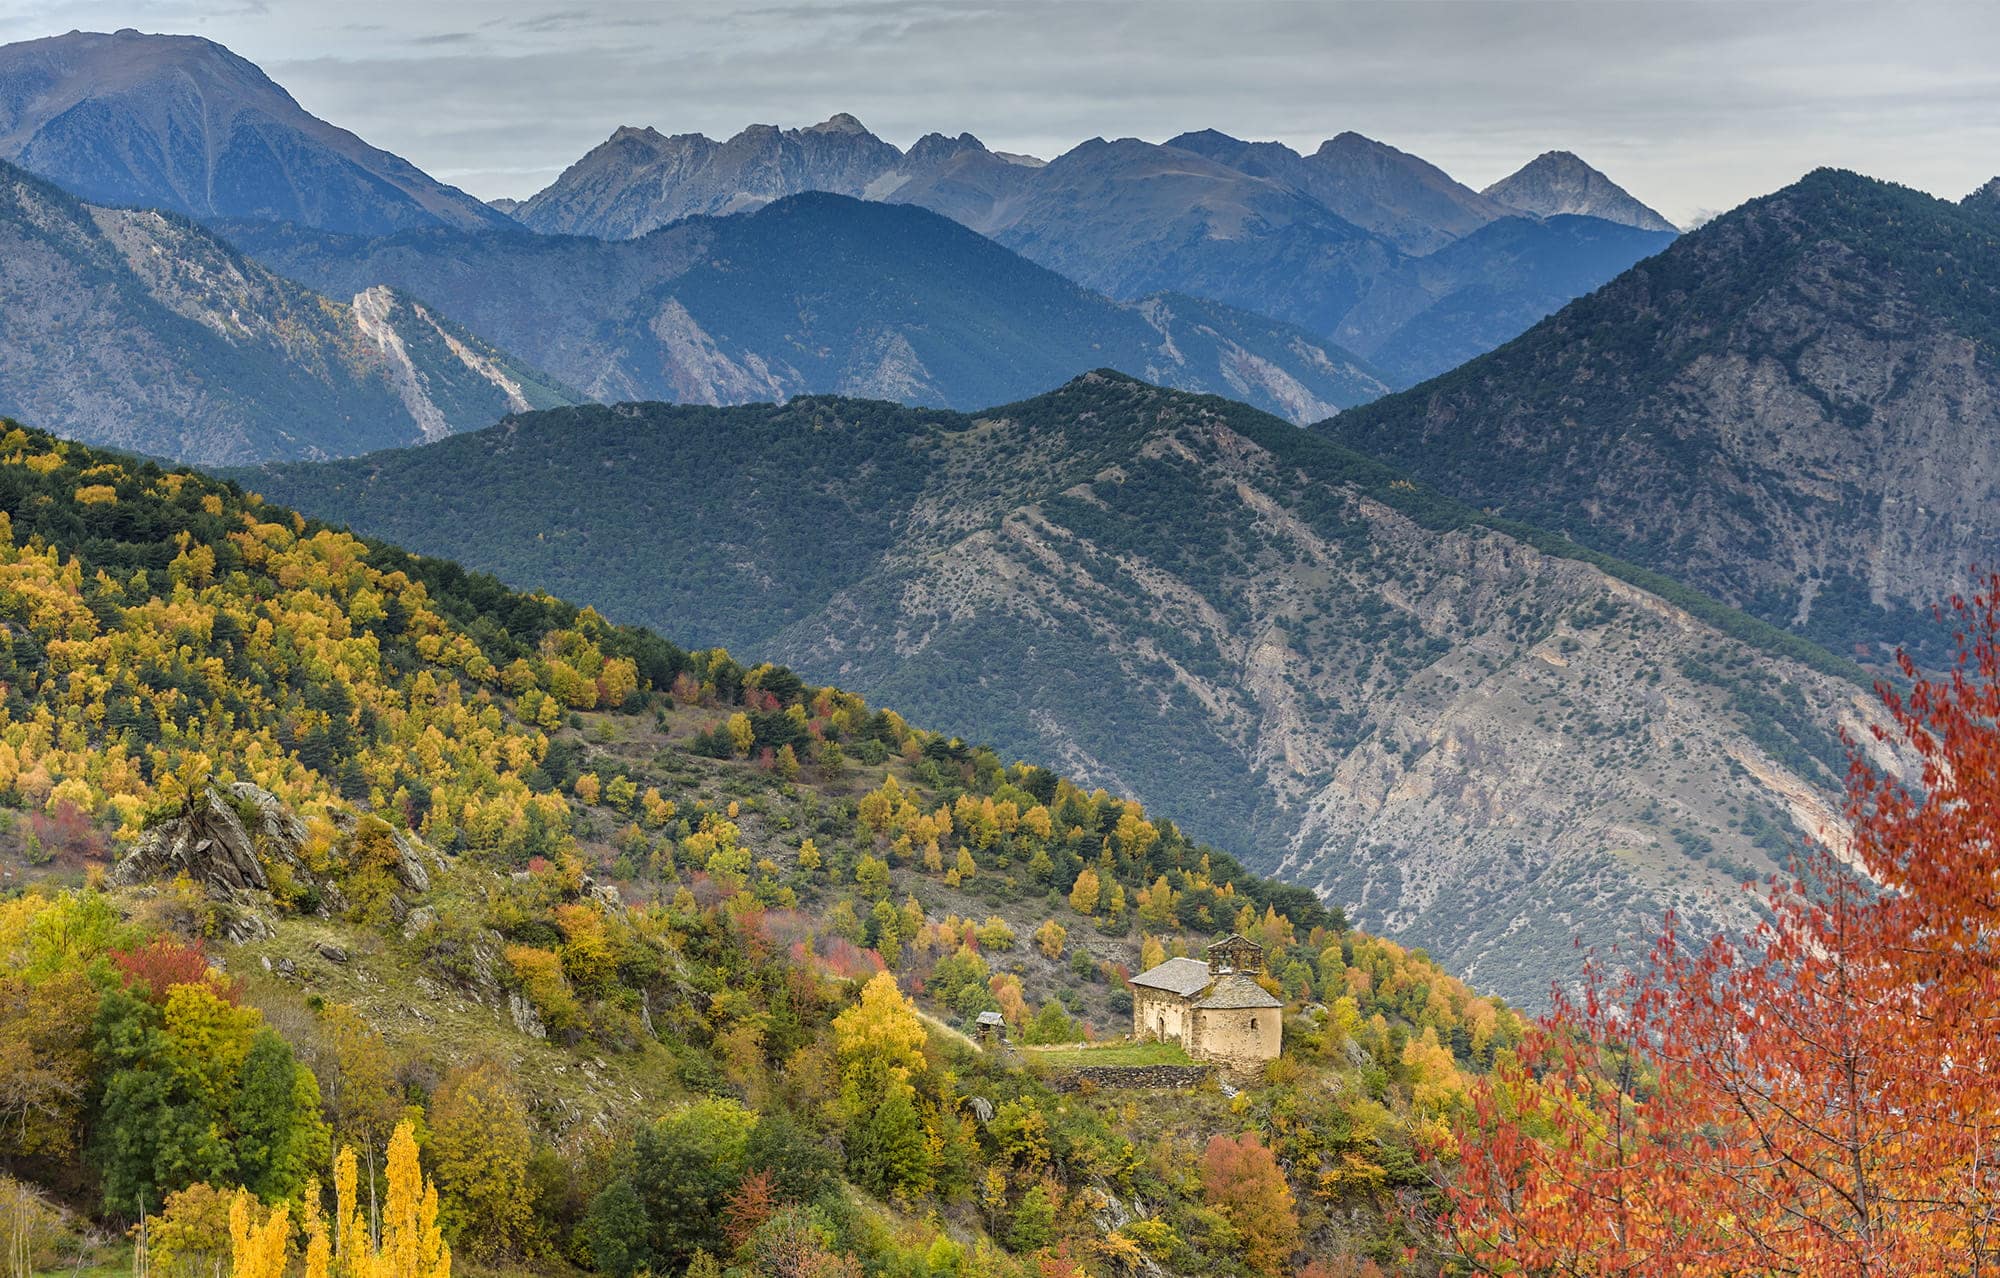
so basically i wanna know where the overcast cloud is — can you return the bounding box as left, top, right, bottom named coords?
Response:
left=1, top=0, right=1994, bottom=225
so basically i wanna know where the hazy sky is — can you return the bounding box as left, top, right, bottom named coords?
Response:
left=2, top=0, right=1995, bottom=225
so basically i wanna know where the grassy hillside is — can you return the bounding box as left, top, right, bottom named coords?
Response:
left=239, top=373, right=1872, bottom=1003
left=0, top=420, right=1514, bottom=1277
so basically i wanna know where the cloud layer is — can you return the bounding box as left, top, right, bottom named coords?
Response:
left=4, top=0, right=1995, bottom=223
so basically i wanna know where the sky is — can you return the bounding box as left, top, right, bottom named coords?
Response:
left=1, top=0, right=1995, bottom=226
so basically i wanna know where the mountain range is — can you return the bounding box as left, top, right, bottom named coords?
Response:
left=517, top=114, right=1681, bottom=384
left=0, top=28, right=1684, bottom=433
left=239, top=372, right=1870, bottom=1003
left=1322, top=168, right=2000, bottom=664
left=0, top=158, right=579, bottom=463
left=221, top=192, right=1390, bottom=426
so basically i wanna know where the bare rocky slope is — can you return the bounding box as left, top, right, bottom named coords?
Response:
left=0, top=29, right=510, bottom=235
left=0, top=159, right=579, bottom=463
left=1322, top=169, right=2000, bottom=666
left=240, top=373, right=1876, bottom=1003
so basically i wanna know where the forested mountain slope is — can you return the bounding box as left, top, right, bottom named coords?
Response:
left=0, top=418, right=1512, bottom=1276
left=221, top=193, right=1390, bottom=423
left=0, top=29, right=511, bottom=235
left=1322, top=169, right=2000, bottom=664
left=0, top=160, right=579, bottom=464
left=241, top=373, right=1878, bottom=1002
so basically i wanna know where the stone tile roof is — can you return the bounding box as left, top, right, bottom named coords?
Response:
left=1130, top=956, right=1213, bottom=997
left=1192, top=972, right=1282, bottom=1010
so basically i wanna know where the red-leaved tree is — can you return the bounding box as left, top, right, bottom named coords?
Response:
left=1447, top=572, right=2000, bottom=1276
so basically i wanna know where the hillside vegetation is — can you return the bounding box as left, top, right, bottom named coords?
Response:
left=1323, top=169, right=2000, bottom=665
left=242, top=373, right=1875, bottom=1002
left=0, top=420, right=1517, bottom=1277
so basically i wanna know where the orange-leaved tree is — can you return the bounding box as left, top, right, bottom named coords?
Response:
left=1447, top=572, right=2000, bottom=1277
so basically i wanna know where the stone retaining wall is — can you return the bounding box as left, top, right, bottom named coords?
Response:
left=1049, top=1064, right=1215, bottom=1092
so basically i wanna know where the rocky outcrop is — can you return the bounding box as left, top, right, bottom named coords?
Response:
left=111, top=784, right=309, bottom=940
left=112, top=784, right=441, bottom=941
left=112, top=787, right=275, bottom=895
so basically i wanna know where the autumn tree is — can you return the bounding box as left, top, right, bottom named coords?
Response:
left=427, top=1060, right=534, bottom=1258
left=228, top=1191, right=292, bottom=1278
left=0, top=967, right=93, bottom=1161
left=1067, top=869, right=1100, bottom=917
left=1200, top=1133, right=1299, bottom=1277
left=1034, top=919, right=1067, bottom=960
left=1449, top=573, right=2000, bottom=1276
left=832, top=973, right=932, bottom=1196
left=325, top=1122, right=449, bottom=1278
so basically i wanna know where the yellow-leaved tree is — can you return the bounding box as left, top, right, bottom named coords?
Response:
left=301, top=1122, right=449, bottom=1278
left=229, top=1191, right=292, bottom=1278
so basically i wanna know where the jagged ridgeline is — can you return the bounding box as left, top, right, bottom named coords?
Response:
left=0, top=419, right=1516, bottom=1274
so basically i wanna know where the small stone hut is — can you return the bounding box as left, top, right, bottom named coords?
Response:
left=1129, top=935, right=1282, bottom=1070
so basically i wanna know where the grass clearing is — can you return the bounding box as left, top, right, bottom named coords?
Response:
left=1020, top=1038, right=1192, bottom=1068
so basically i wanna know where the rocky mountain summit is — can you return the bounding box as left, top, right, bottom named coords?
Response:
left=0, top=29, right=510, bottom=235
left=514, top=114, right=909, bottom=236
left=0, top=159, right=578, bottom=463
left=1482, top=150, right=1679, bottom=231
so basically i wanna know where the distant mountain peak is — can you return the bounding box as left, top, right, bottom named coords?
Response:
left=0, top=29, right=510, bottom=235
left=1964, top=175, right=2000, bottom=216
left=1315, top=130, right=1395, bottom=156
left=904, top=131, right=987, bottom=169
left=809, top=112, right=871, bottom=135
left=1482, top=150, right=1677, bottom=232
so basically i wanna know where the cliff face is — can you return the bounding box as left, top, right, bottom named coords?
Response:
left=1325, top=169, right=2000, bottom=664
left=242, top=374, right=1875, bottom=1004
left=0, top=161, right=577, bottom=463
